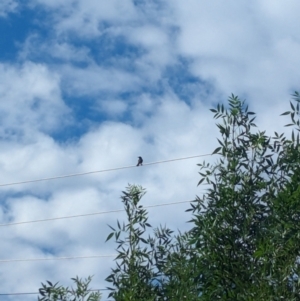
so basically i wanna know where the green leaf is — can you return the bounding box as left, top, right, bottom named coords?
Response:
left=198, top=178, right=205, bottom=186
left=105, top=232, right=114, bottom=242
left=46, top=281, right=53, bottom=287
left=212, top=147, right=222, bottom=155
left=217, top=138, right=225, bottom=147
left=108, top=225, right=116, bottom=231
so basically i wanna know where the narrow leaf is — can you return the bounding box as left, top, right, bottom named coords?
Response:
left=106, top=232, right=114, bottom=242
left=212, top=147, right=222, bottom=155
left=198, top=178, right=205, bottom=186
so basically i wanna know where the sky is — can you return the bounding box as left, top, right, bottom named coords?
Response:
left=0, top=0, right=300, bottom=300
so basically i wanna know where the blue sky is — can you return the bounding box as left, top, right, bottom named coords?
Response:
left=0, top=0, right=300, bottom=300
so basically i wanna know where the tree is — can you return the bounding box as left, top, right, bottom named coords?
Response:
left=105, top=184, right=199, bottom=300
left=189, top=92, right=300, bottom=300
left=105, top=184, right=159, bottom=301
left=38, top=276, right=101, bottom=301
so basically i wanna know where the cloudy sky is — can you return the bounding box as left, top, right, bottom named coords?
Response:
left=0, top=0, right=299, bottom=300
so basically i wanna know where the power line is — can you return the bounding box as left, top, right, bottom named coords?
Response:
left=0, top=292, right=39, bottom=296
left=0, top=200, right=193, bottom=227
left=0, top=246, right=200, bottom=263
left=0, top=292, right=38, bottom=296
left=0, top=254, right=116, bottom=263
left=0, top=289, right=109, bottom=296
left=0, top=154, right=211, bottom=187
left=0, top=201, right=196, bottom=263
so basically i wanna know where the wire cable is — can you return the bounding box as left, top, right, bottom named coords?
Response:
left=0, top=154, right=211, bottom=187
left=0, top=200, right=193, bottom=227
left=0, top=289, right=109, bottom=296
left=0, top=254, right=116, bottom=263
left=0, top=201, right=197, bottom=263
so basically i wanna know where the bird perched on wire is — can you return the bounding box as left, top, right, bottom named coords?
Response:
left=137, top=156, right=143, bottom=166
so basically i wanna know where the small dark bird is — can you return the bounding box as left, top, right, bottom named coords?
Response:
left=137, top=156, right=143, bottom=166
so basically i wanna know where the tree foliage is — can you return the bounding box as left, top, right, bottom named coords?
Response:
left=189, top=92, right=300, bottom=300
left=105, top=184, right=158, bottom=301
left=38, top=276, right=101, bottom=301
left=105, top=184, right=199, bottom=300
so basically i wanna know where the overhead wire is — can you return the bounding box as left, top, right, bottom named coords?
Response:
left=0, top=155, right=211, bottom=294
left=0, top=254, right=116, bottom=263
left=0, top=139, right=293, bottom=189
left=0, top=200, right=198, bottom=263
left=0, top=154, right=212, bottom=187
left=0, top=288, right=109, bottom=296
left=0, top=200, right=194, bottom=227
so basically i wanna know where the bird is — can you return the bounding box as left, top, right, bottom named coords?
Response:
left=137, top=156, right=143, bottom=166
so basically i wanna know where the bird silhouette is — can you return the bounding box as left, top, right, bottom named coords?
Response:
left=137, top=156, right=143, bottom=166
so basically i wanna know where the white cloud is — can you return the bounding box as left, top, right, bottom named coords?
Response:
left=0, top=0, right=18, bottom=17
left=20, top=35, right=92, bottom=63
left=97, top=99, right=128, bottom=116
left=60, top=63, right=144, bottom=96
left=31, top=0, right=138, bottom=38
left=125, top=24, right=177, bottom=76
left=0, top=62, right=70, bottom=135
left=171, top=1, right=300, bottom=108
left=25, top=0, right=177, bottom=89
